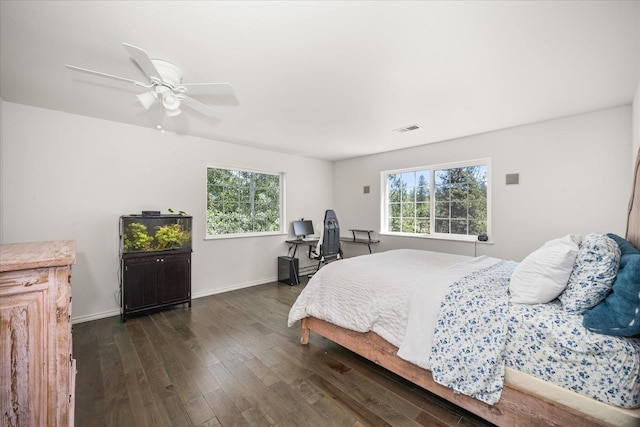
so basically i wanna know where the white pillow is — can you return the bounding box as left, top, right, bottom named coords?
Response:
left=509, top=235, right=580, bottom=304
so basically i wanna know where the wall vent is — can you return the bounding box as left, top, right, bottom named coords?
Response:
left=506, top=173, right=520, bottom=185
left=393, top=124, right=421, bottom=133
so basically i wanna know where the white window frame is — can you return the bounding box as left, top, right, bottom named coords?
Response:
left=380, top=158, right=491, bottom=242
left=205, top=165, right=286, bottom=239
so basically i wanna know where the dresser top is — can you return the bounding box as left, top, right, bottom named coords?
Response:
left=0, top=240, right=76, bottom=272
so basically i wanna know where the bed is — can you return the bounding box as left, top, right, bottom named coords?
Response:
left=288, top=150, right=640, bottom=427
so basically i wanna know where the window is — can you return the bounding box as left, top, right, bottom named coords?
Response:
left=383, top=160, right=489, bottom=239
left=206, top=167, right=283, bottom=237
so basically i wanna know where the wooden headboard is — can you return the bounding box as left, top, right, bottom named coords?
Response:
left=627, top=147, right=640, bottom=249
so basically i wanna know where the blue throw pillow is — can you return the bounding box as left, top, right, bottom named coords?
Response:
left=582, top=234, right=640, bottom=336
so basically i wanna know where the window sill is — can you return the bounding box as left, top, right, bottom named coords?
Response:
left=380, top=232, right=493, bottom=244
left=205, top=231, right=287, bottom=240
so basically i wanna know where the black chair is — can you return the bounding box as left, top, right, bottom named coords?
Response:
left=310, top=209, right=343, bottom=273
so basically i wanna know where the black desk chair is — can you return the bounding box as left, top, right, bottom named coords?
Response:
left=310, top=209, right=343, bottom=274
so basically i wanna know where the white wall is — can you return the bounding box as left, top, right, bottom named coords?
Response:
left=0, top=102, right=333, bottom=322
left=333, top=106, right=633, bottom=261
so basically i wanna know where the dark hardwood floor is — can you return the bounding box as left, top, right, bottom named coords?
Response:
left=73, top=280, right=495, bottom=427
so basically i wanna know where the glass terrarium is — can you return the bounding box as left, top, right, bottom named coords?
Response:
left=120, top=214, right=192, bottom=254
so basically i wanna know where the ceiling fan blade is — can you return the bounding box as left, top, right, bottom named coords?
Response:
left=180, top=83, right=235, bottom=96
left=122, top=43, right=162, bottom=83
left=181, top=96, right=219, bottom=117
left=65, top=65, right=150, bottom=87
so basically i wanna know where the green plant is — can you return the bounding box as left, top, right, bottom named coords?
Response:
left=155, top=223, right=192, bottom=249
left=123, top=222, right=154, bottom=252
left=168, top=208, right=187, bottom=216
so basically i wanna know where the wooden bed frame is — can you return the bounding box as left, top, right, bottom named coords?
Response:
left=301, top=317, right=619, bottom=426
left=299, top=147, right=640, bottom=427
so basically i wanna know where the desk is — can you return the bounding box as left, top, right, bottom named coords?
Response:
left=340, top=229, right=380, bottom=254
left=285, top=238, right=319, bottom=258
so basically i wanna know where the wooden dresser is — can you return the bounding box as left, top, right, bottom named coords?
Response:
left=1, top=240, right=77, bottom=427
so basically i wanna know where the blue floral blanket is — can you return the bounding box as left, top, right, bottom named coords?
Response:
left=429, top=260, right=518, bottom=404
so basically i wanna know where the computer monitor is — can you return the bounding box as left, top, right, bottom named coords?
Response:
left=292, top=220, right=314, bottom=238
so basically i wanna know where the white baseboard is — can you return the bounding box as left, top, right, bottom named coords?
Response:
left=191, top=276, right=277, bottom=299
left=72, top=308, right=121, bottom=324
left=71, top=276, right=278, bottom=324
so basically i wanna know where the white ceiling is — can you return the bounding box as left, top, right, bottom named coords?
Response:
left=1, top=1, right=639, bottom=161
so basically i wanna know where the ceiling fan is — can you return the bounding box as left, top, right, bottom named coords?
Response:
left=66, top=43, right=234, bottom=117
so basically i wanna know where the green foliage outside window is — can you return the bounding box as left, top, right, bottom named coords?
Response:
left=385, top=163, right=488, bottom=237
left=207, top=167, right=282, bottom=236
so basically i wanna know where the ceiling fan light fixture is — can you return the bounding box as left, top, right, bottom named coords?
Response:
left=136, top=91, right=157, bottom=110
left=165, top=108, right=182, bottom=117
left=67, top=43, right=232, bottom=120
left=162, top=93, right=180, bottom=110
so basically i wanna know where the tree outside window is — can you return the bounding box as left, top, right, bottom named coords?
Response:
left=384, top=162, right=488, bottom=238
left=207, top=167, right=283, bottom=236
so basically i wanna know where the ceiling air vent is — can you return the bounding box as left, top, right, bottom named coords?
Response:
left=393, top=124, right=421, bottom=133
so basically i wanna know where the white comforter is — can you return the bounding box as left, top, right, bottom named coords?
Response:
left=287, top=249, right=494, bottom=351
left=398, top=255, right=502, bottom=369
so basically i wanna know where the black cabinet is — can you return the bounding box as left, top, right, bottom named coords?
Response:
left=121, top=250, right=191, bottom=321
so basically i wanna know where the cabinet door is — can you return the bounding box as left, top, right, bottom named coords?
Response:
left=1, top=270, right=50, bottom=427
left=123, top=256, right=160, bottom=311
left=161, top=253, right=191, bottom=304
